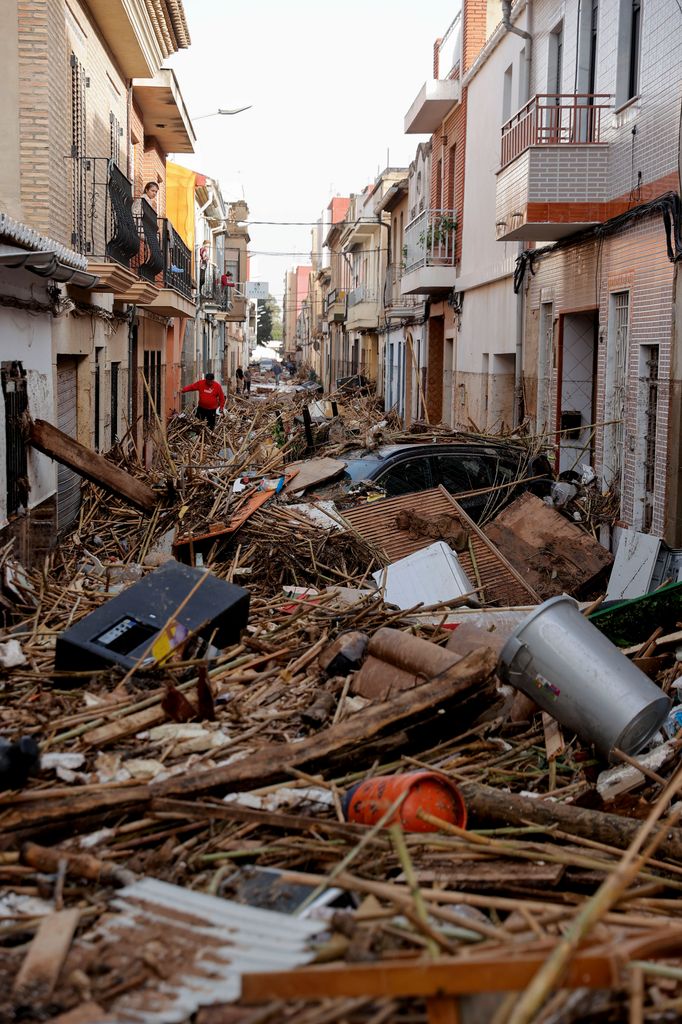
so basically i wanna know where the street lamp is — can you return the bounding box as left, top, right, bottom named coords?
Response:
left=192, top=107, right=253, bottom=121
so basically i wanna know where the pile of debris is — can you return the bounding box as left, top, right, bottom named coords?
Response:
left=2, top=389, right=682, bottom=1023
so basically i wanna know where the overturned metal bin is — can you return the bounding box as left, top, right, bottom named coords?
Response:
left=498, top=595, right=670, bottom=761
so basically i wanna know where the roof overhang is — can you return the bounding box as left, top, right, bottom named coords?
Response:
left=375, top=180, right=408, bottom=214
left=404, top=79, right=461, bottom=134
left=85, top=0, right=162, bottom=78
left=132, top=69, right=196, bottom=153
left=0, top=244, right=99, bottom=289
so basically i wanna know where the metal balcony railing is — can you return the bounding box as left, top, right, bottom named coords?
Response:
left=159, top=219, right=193, bottom=298
left=384, top=263, right=422, bottom=308
left=348, top=282, right=378, bottom=307
left=71, top=157, right=139, bottom=266
left=403, top=209, right=456, bottom=274
left=500, top=93, right=613, bottom=168
left=325, top=287, right=347, bottom=312
left=200, top=263, right=232, bottom=311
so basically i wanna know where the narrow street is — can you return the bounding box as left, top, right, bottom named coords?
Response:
left=2, top=1, right=682, bottom=1022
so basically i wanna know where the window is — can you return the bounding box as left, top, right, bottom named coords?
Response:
left=377, top=457, right=431, bottom=496
left=447, top=144, right=456, bottom=210
left=502, top=64, right=513, bottom=123
left=547, top=22, right=563, bottom=96
left=435, top=158, right=443, bottom=208
left=616, top=0, right=642, bottom=105
left=433, top=454, right=474, bottom=495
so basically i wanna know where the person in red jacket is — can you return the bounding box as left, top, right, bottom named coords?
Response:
left=181, top=372, right=225, bottom=429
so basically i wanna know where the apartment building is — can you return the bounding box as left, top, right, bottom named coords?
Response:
left=0, top=0, right=193, bottom=553
left=321, top=197, right=351, bottom=390
left=377, top=147, right=430, bottom=424
left=493, top=0, right=682, bottom=542
left=283, top=265, right=313, bottom=364
left=401, top=2, right=500, bottom=424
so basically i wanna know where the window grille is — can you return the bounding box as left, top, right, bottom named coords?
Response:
left=70, top=53, right=88, bottom=252
left=109, top=111, right=122, bottom=169
left=642, top=345, right=659, bottom=533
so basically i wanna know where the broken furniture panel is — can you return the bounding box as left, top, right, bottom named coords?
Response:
left=484, top=491, right=613, bottom=599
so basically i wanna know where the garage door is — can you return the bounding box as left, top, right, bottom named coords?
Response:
left=56, top=357, right=81, bottom=531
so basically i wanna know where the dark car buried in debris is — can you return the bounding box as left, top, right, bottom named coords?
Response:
left=325, top=442, right=545, bottom=522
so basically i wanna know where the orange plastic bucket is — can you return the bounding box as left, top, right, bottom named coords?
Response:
left=343, top=771, right=467, bottom=832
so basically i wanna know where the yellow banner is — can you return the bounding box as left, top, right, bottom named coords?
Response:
left=165, top=162, right=196, bottom=261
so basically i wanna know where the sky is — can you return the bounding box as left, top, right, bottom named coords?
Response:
left=167, top=0, right=457, bottom=310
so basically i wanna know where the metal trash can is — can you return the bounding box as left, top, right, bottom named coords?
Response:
left=498, top=595, right=670, bottom=761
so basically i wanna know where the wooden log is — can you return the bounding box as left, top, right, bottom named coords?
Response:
left=0, top=648, right=497, bottom=836
left=12, top=908, right=79, bottom=1004
left=21, top=841, right=135, bottom=886
left=461, top=782, right=682, bottom=862
left=28, top=418, right=156, bottom=513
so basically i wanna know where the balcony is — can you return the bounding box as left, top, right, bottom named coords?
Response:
left=71, top=158, right=159, bottom=301
left=132, top=69, right=196, bottom=155
left=405, top=11, right=460, bottom=133
left=346, top=283, right=380, bottom=331
left=384, top=263, right=426, bottom=319
left=401, top=209, right=456, bottom=295
left=325, top=288, right=347, bottom=323
left=496, top=94, right=617, bottom=241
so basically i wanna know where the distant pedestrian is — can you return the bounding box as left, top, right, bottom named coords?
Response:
left=181, top=372, right=225, bottom=429
left=273, top=360, right=282, bottom=385
left=244, top=368, right=251, bottom=395
left=235, top=366, right=244, bottom=393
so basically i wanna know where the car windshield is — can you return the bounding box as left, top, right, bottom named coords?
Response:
left=340, top=456, right=385, bottom=483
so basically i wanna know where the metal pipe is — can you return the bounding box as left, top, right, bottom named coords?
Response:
left=501, top=0, right=533, bottom=425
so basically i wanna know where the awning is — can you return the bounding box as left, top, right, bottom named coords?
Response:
left=0, top=244, right=100, bottom=289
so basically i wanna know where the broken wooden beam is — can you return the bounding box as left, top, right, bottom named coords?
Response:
left=460, top=782, right=682, bottom=862
left=12, top=908, right=80, bottom=1005
left=28, top=418, right=157, bottom=514
left=0, top=647, right=497, bottom=836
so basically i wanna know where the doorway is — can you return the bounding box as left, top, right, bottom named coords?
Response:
left=557, top=312, right=598, bottom=474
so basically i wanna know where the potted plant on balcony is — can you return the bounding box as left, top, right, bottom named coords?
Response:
left=418, top=215, right=457, bottom=250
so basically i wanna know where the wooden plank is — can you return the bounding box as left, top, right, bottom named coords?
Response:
left=13, top=908, right=80, bottom=1003
left=426, top=998, right=460, bottom=1024
left=286, top=457, right=347, bottom=492
left=240, top=951, right=618, bottom=1001
left=29, top=419, right=156, bottom=514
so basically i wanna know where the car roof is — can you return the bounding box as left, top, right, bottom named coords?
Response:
left=342, top=441, right=525, bottom=464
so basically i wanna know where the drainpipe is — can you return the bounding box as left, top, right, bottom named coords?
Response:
left=127, top=304, right=137, bottom=425
left=502, top=0, right=533, bottom=426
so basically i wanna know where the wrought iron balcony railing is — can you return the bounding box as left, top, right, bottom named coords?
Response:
left=159, top=219, right=193, bottom=299
left=500, top=93, right=613, bottom=168
left=71, top=157, right=139, bottom=266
